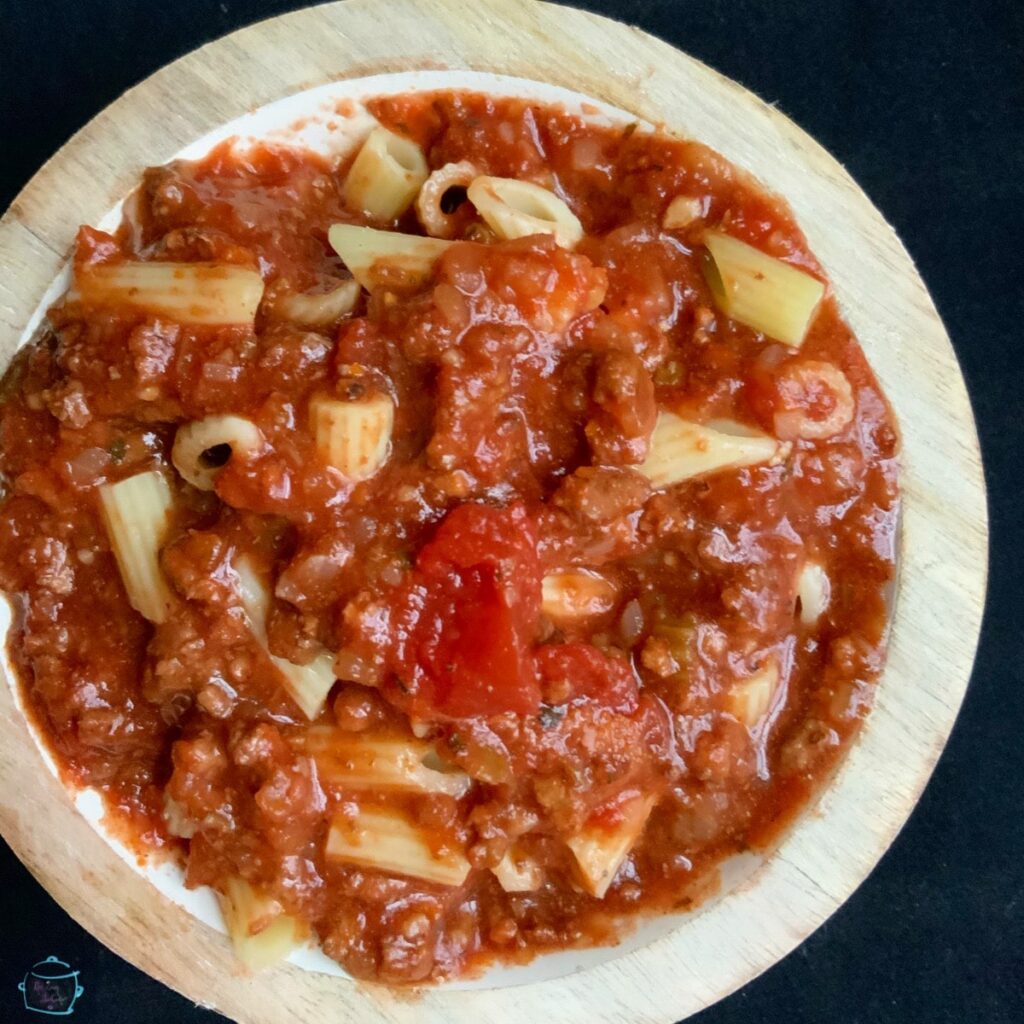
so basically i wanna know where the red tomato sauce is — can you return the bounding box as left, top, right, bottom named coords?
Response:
left=0, top=91, right=899, bottom=982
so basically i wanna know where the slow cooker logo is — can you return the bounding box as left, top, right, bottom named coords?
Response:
left=17, top=956, right=84, bottom=1016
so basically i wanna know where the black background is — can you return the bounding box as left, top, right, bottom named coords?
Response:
left=2, top=1, right=1021, bottom=1021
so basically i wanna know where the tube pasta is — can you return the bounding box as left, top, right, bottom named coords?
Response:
left=295, top=728, right=471, bottom=797
left=467, top=175, right=584, bottom=249
left=796, top=561, right=831, bottom=625
left=234, top=556, right=336, bottom=720
left=492, top=844, right=543, bottom=893
left=662, top=195, right=703, bottom=230
left=728, top=659, right=780, bottom=729
left=328, top=224, right=452, bottom=293
left=702, top=230, right=825, bottom=346
left=98, top=470, right=175, bottom=624
left=773, top=360, right=855, bottom=440
left=73, top=261, right=264, bottom=325
left=274, top=280, right=360, bottom=327
left=171, top=415, right=263, bottom=491
left=309, top=391, right=394, bottom=481
left=638, top=412, right=786, bottom=489
left=415, top=160, right=478, bottom=238
left=219, top=878, right=304, bottom=972
left=567, top=794, right=655, bottom=899
left=343, top=127, right=429, bottom=221
left=541, top=570, right=618, bottom=624
left=326, top=806, right=471, bottom=887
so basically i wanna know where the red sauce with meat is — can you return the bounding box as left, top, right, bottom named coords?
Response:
left=0, top=91, right=899, bottom=982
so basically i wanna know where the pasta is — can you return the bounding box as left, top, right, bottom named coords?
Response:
left=309, top=391, right=394, bottom=481
left=72, top=261, right=264, bottom=325
left=796, top=560, right=831, bottom=625
left=294, top=729, right=472, bottom=797
left=567, top=794, right=655, bottom=899
left=702, top=230, right=825, bottom=346
left=728, top=660, right=781, bottom=729
left=234, top=557, right=336, bottom=721
left=326, top=807, right=471, bottom=887
left=492, top=844, right=543, bottom=893
left=97, top=470, right=175, bottom=624
left=541, top=570, right=618, bottom=624
left=662, top=195, right=703, bottom=230
left=219, top=878, right=304, bottom=972
left=171, top=415, right=263, bottom=491
left=273, top=279, right=360, bottom=327
left=638, top=412, right=785, bottom=489
left=467, top=175, right=584, bottom=248
left=415, top=160, right=478, bottom=238
left=773, top=360, right=856, bottom=440
left=343, top=126, right=429, bottom=221
left=328, top=224, right=452, bottom=292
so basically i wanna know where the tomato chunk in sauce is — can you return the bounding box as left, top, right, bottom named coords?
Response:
left=0, top=90, right=899, bottom=984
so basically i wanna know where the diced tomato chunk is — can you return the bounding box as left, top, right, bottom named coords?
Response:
left=386, top=503, right=542, bottom=718
left=536, top=642, right=639, bottom=714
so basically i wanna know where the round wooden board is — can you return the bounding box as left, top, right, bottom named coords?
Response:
left=0, top=1, right=987, bottom=1022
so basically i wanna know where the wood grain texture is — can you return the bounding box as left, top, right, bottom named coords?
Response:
left=0, top=1, right=987, bottom=1022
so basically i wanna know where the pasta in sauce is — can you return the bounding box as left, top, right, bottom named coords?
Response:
left=0, top=91, right=899, bottom=983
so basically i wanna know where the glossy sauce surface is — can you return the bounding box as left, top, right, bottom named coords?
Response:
left=0, top=91, right=899, bottom=981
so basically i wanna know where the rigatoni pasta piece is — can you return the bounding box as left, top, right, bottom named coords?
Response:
left=492, top=844, right=543, bottom=893
left=415, top=160, right=478, bottom=238
left=171, top=414, right=263, bottom=491
left=328, top=224, right=452, bottom=293
left=98, top=470, right=175, bottom=624
left=234, top=556, right=336, bottom=720
left=728, top=659, right=781, bottom=729
left=309, top=391, right=394, bottom=481
left=796, top=560, right=831, bottom=625
left=567, top=794, right=655, bottom=899
left=294, top=728, right=471, bottom=797
left=343, top=126, right=429, bottom=221
left=541, top=570, right=618, bottom=625
left=467, top=176, right=584, bottom=248
left=219, top=878, right=304, bottom=972
left=638, top=412, right=785, bottom=489
left=326, top=806, right=471, bottom=887
left=73, top=261, right=264, bottom=325
left=274, top=279, right=360, bottom=327
left=702, top=230, right=825, bottom=346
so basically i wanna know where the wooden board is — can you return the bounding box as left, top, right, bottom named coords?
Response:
left=0, top=1, right=987, bottom=1022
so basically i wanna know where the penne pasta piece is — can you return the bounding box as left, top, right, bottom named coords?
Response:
left=343, top=127, right=429, bottom=221
left=662, top=195, right=703, bottom=230
left=326, top=806, right=471, bottom=887
left=171, top=414, right=263, bottom=491
left=274, top=280, right=360, bottom=327
left=796, top=560, right=831, bottom=625
left=219, top=878, right=304, bottom=972
left=309, top=391, right=394, bottom=481
left=234, top=556, right=336, bottom=720
left=73, top=261, right=264, bottom=325
left=638, top=412, right=785, bottom=489
left=728, top=659, right=781, bottom=729
left=328, top=224, right=452, bottom=293
left=295, top=728, right=471, bottom=797
left=701, top=230, right=825, bottom=347
left=98, top=470, right=175, bottom=624
left=415, top=160, right=478, bottom=239
left=467, top=176, right=584, bottom=249
left=492, top=844, right=543, bottom=893
left=541, top=570, right=618, bottom=624
left=567, top=793, right=655, bottom=899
